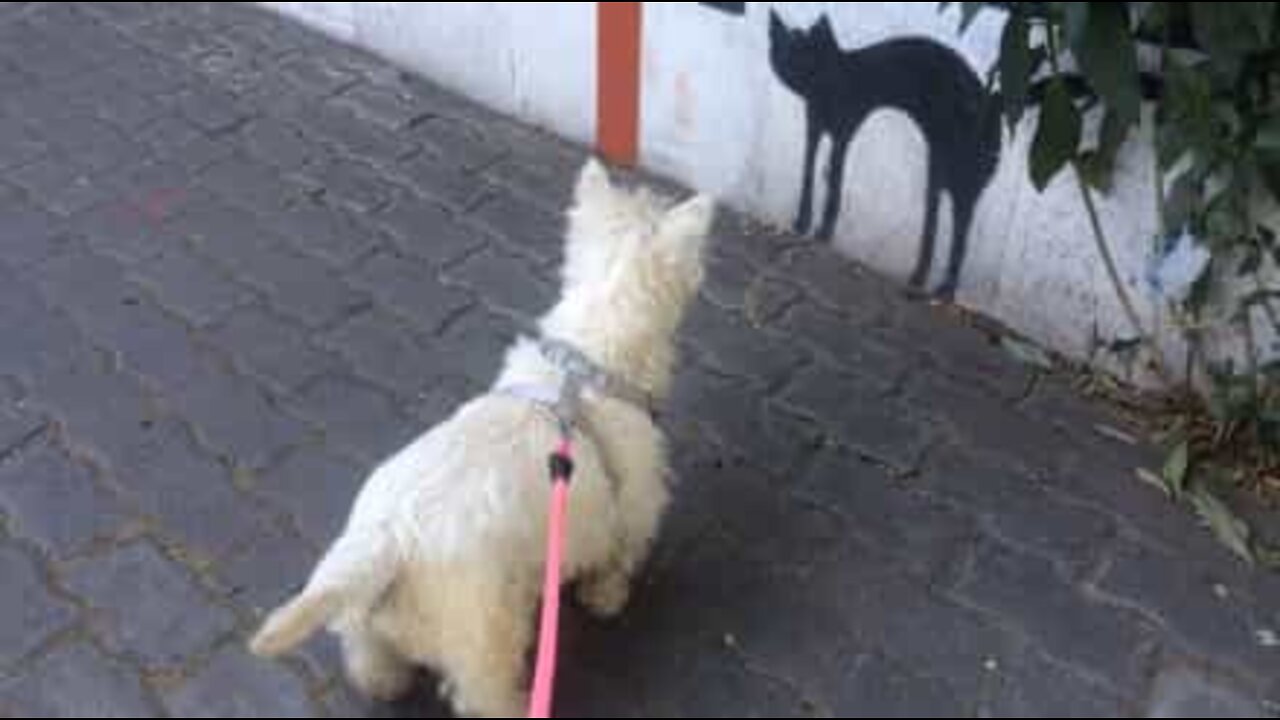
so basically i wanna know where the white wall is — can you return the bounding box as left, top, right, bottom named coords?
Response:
left=643, top=2, right=1168, bottom=376
left=263, top=2, right=1219, bottom=384
left=265, top=2, right=597, bottom=146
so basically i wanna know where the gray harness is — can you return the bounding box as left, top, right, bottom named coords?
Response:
left=497, top=335, right=655, bottom=439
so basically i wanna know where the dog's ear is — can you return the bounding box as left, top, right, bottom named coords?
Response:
left=658, top=194, right=715, bottom=276
left=575, top=158, right=614, bottom=204
left=662, top=194, right=716, bottom=246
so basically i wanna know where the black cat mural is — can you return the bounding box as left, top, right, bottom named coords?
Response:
left=701, top=2, right=746, bottom=16
left=770, top=11, right=1001, bottom=300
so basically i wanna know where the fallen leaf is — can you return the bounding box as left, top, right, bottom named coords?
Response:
left=1163, top=441, right=1192, bottom=498
left=1001, top=335, right=1054, bottom=370
left=1189, top=486, right=1256, bottom=566
left=1257, top=544, right=1280, bottom=570
left=1137, top=468, right=1173, bottom=498
left=1257, top=629, right=1279, bottom=648
left=1097, top=424, right=1139, bottom=445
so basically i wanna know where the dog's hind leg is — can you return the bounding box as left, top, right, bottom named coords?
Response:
left=579, top=438, right=670, bottom=619
left=433, top=570, right=533, bottom=718
left=340, top=625, right=415, bottom=702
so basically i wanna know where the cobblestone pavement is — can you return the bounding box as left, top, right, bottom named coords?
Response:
left=0, top=3, right=1276, bottom=717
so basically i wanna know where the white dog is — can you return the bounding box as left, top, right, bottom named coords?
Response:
left=250, top=159, right=715, bottom=717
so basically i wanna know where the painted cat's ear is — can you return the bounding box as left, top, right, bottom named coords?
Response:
left=769, top=10, right=787, bottom=39
left=814, top=15, right=836, bottom=37
left=576, top=158, right=613, bottom=203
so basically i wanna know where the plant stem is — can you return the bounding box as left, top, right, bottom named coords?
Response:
left=1043, top=12, right=1172, bottom=385
left=1074, top=171, right=1174, bottom=385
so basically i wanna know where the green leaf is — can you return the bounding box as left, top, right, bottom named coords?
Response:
left=1185, top=256, right=1217, bottom=313
left=1188, top=485, right=1256, bottom=566
left=1191, top=3, right=1272, bottom=75
left=1259, top=225, right=1277, bottom=248
left=1206, top=184, right=1251, bottom=241
left=1100, top=105, right=1133, bottom=155
left=1163, top=170, right=1201, bottom=234
left=1238, top=246, right=1264, bottom=277
left=1081, top=108, right=1135, bottom=190
left=1259, top=544, right=1280, bottom=571
left=1237, top=288, right=1280, bottom=312
left=1209, top=370, right=1260, bottom=424
left=1164, top=59, right=1217, bottom=147
left=1257, top=151, right=1280, bottom=202
left=1001, top=11, right=1034, bottom=128
left=1077, top=154, right=1109, bottom=191
left=1163, top=440, right=1192, bottom=497
left=1107, top=336, right=1144, bottom=356
left=1031, top=80, right=1083, bottom=191
left=1073, top=2, right=1142, bottom=125
left=1245, top=1, right=1278, bottom=30
left=1001, top=335, right=1055, bottom=370
left=1136, top=1, right=1169, bottom=39
left=1062, top=2, right=1092, bottom=46
left=1158, top=123, right=1192, bottom=170
left=1256, top=116, right=1280, bottom=152
left=1137, top=467, right=1174, bottom=497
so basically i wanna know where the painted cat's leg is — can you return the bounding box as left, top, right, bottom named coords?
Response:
left=795, top=121, right=821, bottom=234
left=818, top=133, right=852, bottom=240
left=909, top=168, right=943, bottom=292
left=937, top=190, right=978, bottom=301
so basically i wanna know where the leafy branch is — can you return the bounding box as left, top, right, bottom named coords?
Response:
left=945, top=2, right=1280, bottom=566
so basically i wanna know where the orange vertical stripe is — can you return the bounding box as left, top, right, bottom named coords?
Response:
left=598, top=2, right=642, bottom=166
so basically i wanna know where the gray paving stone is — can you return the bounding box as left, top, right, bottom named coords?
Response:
left=106, top=420, right=275, bottom=562
left=320, top=309, right=439, bottom=399
left=0, top=384, right=45, bottom=457
left=1146, top=665, right=1267, bottom=718
left=347, top=251, right=474, bottom=332
left=255, top=444, right=364, bottom=548
left=258, top=197, right=379, bottom=269
left=922, top=446, right=1116, bottom=571
left=0, top=642, right=159, bottom=717
left=162, top=648, right=320, bottom=718
left=955, top=540, right=1156, bottom=687
left=129, top=243, right=253, bottom=328
left=206, top=305, right=344, bottom=396
left=66, top=542, right=236, bottom=671
left=375, top=191, right=486, bottom=266
left=287, top=376, right=416, bottom=465
left=801, top=449, right=976, bottom=579
left=1098, top=540, right=1278, bottom=678
left=0, top=443, right=132, bottom=559
left=0, top=544, right=75, bottom=669
left=445, top=248, right=555, bottom=318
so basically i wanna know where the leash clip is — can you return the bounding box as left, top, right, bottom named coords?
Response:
left=548, top=450, right=575, bottom=486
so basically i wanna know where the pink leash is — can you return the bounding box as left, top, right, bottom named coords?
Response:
left=528, top=437, right=574, bottom=718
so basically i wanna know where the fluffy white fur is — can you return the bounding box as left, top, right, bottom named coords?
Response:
left=250, top=160, right=714, bottom=717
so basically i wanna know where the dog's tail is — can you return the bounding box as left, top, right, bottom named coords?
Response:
left=250, top=528, right=399, bottom=658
